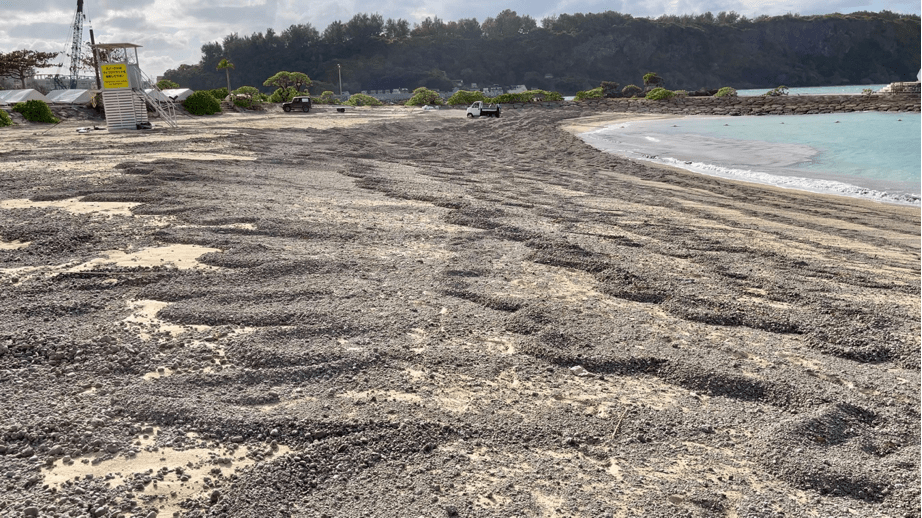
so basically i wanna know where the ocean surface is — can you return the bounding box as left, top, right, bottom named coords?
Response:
left=736, top=84, right=888, bottom=96
left=580, top=111, right=921, bottom=205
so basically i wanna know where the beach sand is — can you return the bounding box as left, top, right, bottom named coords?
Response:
left=0, top=107, right=918, bottom=517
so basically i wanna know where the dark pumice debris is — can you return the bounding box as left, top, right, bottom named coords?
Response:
left=0, top=108, right=918, bottom=518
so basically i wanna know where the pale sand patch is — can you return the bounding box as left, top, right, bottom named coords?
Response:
left=140, top=152, right=256, bottom=161
left=0, top=239, right=31, bottom=250
left=70, top=244, right=221, bottom=271
left=0, top=197, right=139, bottom=216
left=43, top=443, right=290, bottom=517
left=560, top=112, right=680, bottom=135
left=123, top=299, right=212, bottom=341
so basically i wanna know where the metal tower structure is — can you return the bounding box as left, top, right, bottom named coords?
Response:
left=67, top=0, right=86, bottom=89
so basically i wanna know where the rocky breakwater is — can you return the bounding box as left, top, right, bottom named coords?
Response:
left=502, top=93, right=921, bottom=115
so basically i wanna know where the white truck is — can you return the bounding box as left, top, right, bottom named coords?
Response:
left=466, top=101, right=501, bottom=118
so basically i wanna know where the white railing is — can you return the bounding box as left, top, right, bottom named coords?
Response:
left=135, top=69, right=178, bottom=128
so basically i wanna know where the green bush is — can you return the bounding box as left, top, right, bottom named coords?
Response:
left=622, top=84, right=642, bottom=97
left=232, top=86, right=260, bottom=98
left=182, top=91, right=222, bottom=115
left=714, top=87, right=738, bottom=98
left=314, top=91, right=341, bottom=105
left=207, top=87, right=228, bottom=100
left=600, top=81, right=621, bottom=98
left=762, top=85, right=789, bottom=96
left=645, top=87, right=676, bottom=101
left=446, top=90, right=487, bottom=105
left=344, top=93, right=384, bottom=107
left=406, top=87, right=443, bottom=106
left=674, top=90, right=689, bottom=98
left=0, top=110, right=12, bottom=127
left=574, top=87, right=603, bottom=101
left=268, top=87, right=298, bottom=103
left=157, top=79, right=180, bottom=90
left=230, top=86, right=265, bottom=109
left=12, top=100, right=58, bottom=123
left=642, top=72, right=661, bottom=85
left=490, top=90, right=563, bottom=104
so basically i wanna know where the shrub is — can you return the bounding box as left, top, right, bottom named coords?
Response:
left=861, top=88, right=874, bottom=96
left=622, top=84, right=642, bottom=97
left=230, top=86, right=262, bottom=109
left=406, top=87, right=443, bottom=106
left=182, top=91, right=222, bottom=115
left=600, top=81, right=620, bottom=98
left=157, top=79, right=180, bottom=90
left=0, top=109, right=12, bottom=127
left=674, top=90, right=688, bottom=98
left=268, top=87, right=299, bottom=103
left=714, top=87, right=738, bottom=98
left=643, top=72, right=663, bottom=86
left=490, top=90, right=563, bottom=104
left=574, top=87, right=603, bottom=101
left=645, top=87, right=676, bottom=101
left=763, top=85, right=789, bottom=96
left=314, top=91, right=342, bottom=105
left=12, top=100, right=58, bottom=123
left=446, top=90, right=486, bottom=106
left=344, top=93, right=384, bottom=107
left=233, top=86, right=261, bottom=98
left=207, top=87, right=228, bottom=100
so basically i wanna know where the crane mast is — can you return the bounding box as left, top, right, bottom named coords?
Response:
left=68, top=0, right=85, bottom=88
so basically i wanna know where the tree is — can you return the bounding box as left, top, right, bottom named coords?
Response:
left=0, top=50, right=61, bottom=89
left=263, top=71, right=312, bottom=92
left=217, top=59, right=234, bottom=96
left=384, top=18, right=410, bottom=40
left=157, top=79, right=180, bottom=90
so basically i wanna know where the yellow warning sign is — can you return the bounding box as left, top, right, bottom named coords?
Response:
left=101, top=64, right=130, bottom=89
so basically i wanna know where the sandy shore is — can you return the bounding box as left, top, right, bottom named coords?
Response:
left=0, top=107, right=919, bottom=518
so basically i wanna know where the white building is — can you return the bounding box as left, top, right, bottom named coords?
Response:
left=46, top=89, right=95, bottom=104
left=0, top=89, right=50, bottom=104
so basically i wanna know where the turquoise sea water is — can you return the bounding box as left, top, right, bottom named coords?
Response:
left=736, top=84, right=889, bottom=96
left=581, top=111, right=921, bottom=205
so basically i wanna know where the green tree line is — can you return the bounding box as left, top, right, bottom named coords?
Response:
left=163, top=9, right=921, bottom=96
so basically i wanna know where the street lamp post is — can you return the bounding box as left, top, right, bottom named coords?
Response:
left=337, top=64, right=342, bottom=96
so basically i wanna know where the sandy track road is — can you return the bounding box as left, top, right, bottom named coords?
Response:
left=0, top=108, right=918, bottom=518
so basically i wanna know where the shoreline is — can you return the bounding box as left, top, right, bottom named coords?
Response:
left=566, top=111, right=921, bottom=207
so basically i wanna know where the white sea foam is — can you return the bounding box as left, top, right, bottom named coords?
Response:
left=645, top=155, right=921, bottom=206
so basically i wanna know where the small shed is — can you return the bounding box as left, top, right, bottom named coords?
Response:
left=47, top=89, right=95, bottom=104
left=160, top=88, right=193, bottom=101
left=0, top=89, right=50, bottom=104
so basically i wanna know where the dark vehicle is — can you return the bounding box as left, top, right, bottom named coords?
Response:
left=283, top=96, right=312, bottom=113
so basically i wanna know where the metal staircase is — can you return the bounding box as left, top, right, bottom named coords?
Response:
left=134, top=68, right=178, bottom=128
left=134, top=87, right=178, bottom=128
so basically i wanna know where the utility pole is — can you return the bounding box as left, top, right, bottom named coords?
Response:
left=337, top=64, right=342, bottom=96
left=89, top=29, right=101, bottom=90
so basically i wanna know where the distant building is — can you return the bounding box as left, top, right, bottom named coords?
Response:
left=22, top=75, right=97, bottom=93
left=483, top=85, right=503, bottom=97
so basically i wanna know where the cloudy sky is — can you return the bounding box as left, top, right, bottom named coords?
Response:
left=2, top=0, right=919, bottom=79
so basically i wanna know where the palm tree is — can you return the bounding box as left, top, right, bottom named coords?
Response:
left=217, top=59, right=234, bottom=97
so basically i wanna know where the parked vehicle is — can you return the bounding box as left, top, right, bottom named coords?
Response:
left=466, top=101, right=501, bottom=118
left=282, top=96, right=312, bottom=113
